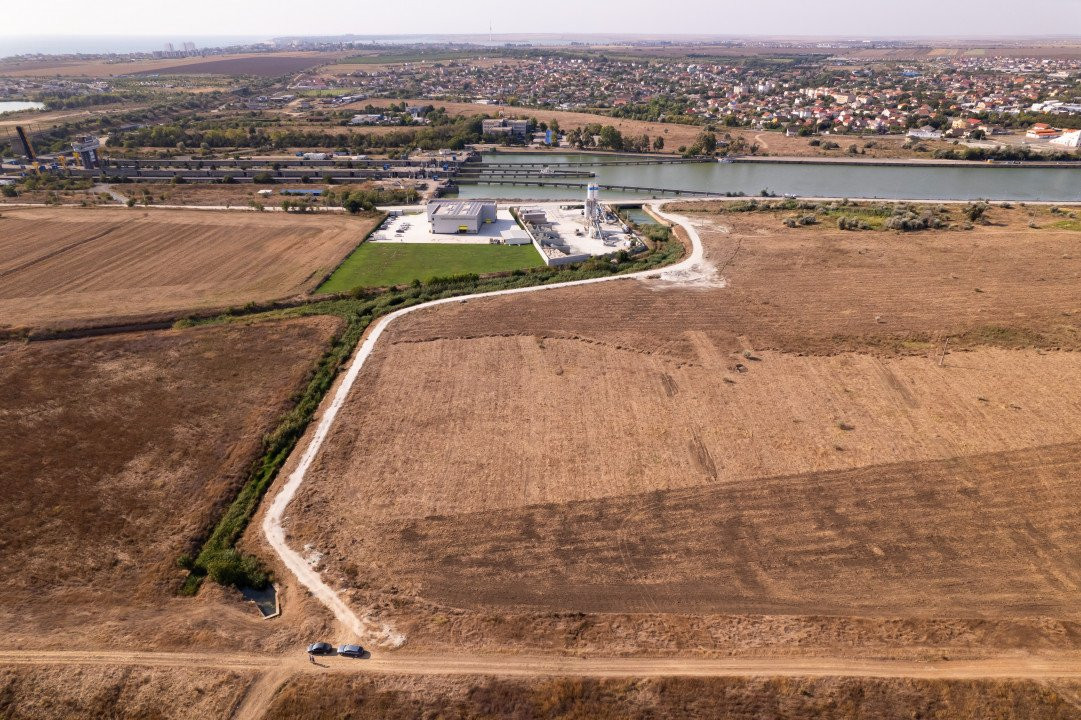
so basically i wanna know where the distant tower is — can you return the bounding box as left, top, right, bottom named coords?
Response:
left=182, top=41, right=196, bottom=53
left=164, top=42, right=175, bottom=53
left=71, top=135, right=101, bottom=169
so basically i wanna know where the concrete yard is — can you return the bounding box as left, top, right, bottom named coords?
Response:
left=521, top=202, right=638, bottom=257
left=369, top=204, right=639, bottom=260
left=371, top=208, right=520, bottom=244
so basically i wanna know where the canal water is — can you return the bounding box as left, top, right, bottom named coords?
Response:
left=0, top=101, right=45, bottom=114
left=621, top=207, right=660, bottom=225
left=454, top=152, right=1081, bottom=202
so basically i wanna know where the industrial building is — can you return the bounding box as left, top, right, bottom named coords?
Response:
left=1050, top=129, right=1081, bottom=148
left=426, top=200, right=497, bottom=234
left=481, top=118, right=531, bottom=140
left=70, top=136, right=101, bottom=169
left=499, top=228, right=532, bottom=245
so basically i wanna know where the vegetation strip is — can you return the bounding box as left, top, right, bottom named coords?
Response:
left=179, top=236, right=685, bottom=594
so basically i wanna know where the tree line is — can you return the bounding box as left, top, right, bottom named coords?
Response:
left=110, top=115, right=488, bottom=153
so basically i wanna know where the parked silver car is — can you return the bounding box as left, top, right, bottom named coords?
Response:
left=337, top=643, right=364, bottom=658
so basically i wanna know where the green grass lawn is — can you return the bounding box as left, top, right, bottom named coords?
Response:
left=318, top=242, right=545, bottom=292
left=1052, top=219, right=1081, bottom=231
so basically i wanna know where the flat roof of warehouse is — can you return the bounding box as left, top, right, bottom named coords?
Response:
left=431, top=200, right=490, bottom=218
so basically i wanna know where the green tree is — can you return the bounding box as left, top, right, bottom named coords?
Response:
left=699, top=131, right=717, bottom=154
left=598, top=125, right=624, bottom=150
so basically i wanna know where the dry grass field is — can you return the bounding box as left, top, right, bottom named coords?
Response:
left=323, top=57, right=518, bottom=76
left=0, top=51, right=341, bottom=78
left=106, top=182, right=422, bottom=208
left=0, top=206, right=377, bottom=329
left=263, top=673, right=1081, bottom=720
left=0, top=665, right=257, bottom=720
left=131, top=56, right=334, bottom=77
left=280, top=202, right=1081, bottom=658
left=0, top=104, right=143, bottom=129
left=0, top=188, right=114, bottom=206
left=353, top=98, right=959, bottom=158
left=109, top=183, right=277, bottom=207
left=354, top=98, right=709, bottom=150
left=0, top=317, right=339, bottom=650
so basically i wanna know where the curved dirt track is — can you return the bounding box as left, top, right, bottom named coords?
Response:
left=261, top=203, right=710, bottom=648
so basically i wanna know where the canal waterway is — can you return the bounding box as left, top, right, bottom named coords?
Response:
left=453, top=152, right=1081, bottom=202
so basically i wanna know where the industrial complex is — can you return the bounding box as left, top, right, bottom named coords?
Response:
left=426, top=200, right=498, bottom=234
left=361, top=187, right=649, bottom=267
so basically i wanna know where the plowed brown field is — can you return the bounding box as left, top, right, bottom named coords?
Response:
left=0, top=207, right=376, bottom=330
left=281, top=203, right=1081, bottom=658
left=0, top=317, right=339, bottom=651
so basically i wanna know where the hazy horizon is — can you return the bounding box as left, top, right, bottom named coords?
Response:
left=3, top=32, right=1081, bottom=60
left=2, top=0, right=1081, bottom=48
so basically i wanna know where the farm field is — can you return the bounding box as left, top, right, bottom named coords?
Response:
left=263, top=673, right=1081, bottom=720
left=0, top=51, right=341, bottom=78
left=317, top=241, right=544, bottom=292
left=0, top=665, right=257, bottom=720
left=0, top=206, right=378, bottom=329
left=132, top=55, right=334, bottom=77
left=281, top=201, right=1081, bottom=658
left=0, top=317, right=340, bottom=651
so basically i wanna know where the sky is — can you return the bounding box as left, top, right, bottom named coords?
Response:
left=2, top=0, right=1080, bottom=41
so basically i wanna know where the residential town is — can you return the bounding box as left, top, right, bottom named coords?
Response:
left=289, top=50, right=1081, bottom=141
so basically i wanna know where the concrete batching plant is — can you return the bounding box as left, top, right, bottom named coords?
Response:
left=584, top=183, right=602, bottom=238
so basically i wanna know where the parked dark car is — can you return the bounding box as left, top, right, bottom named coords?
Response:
left=307, top=642, right=333, bottom=655
left=337, top=644, right=364, bottom=658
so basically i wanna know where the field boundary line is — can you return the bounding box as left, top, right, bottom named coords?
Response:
left=261, top=202, right=708, bottom=647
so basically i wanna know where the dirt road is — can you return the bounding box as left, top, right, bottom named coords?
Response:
left=7, top=647, right=1081, bottom=720
left=3, top=648, right=1081, bottom=680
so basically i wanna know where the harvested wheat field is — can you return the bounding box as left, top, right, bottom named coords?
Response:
left=279, top=202, right=1081, bottom=658
left=0, top=206, right=377, bottom=330
left=0, top=665, right=257, bottom=720
left=263, top=673, right=1081, bottom=720
left=0, top=317, right=339, bottom=651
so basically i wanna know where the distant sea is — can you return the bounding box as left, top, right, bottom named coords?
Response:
left=0, top=35, right=270, bottom=58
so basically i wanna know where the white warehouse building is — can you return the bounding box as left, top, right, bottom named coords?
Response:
left=426, top=200, right=498, bottom=234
